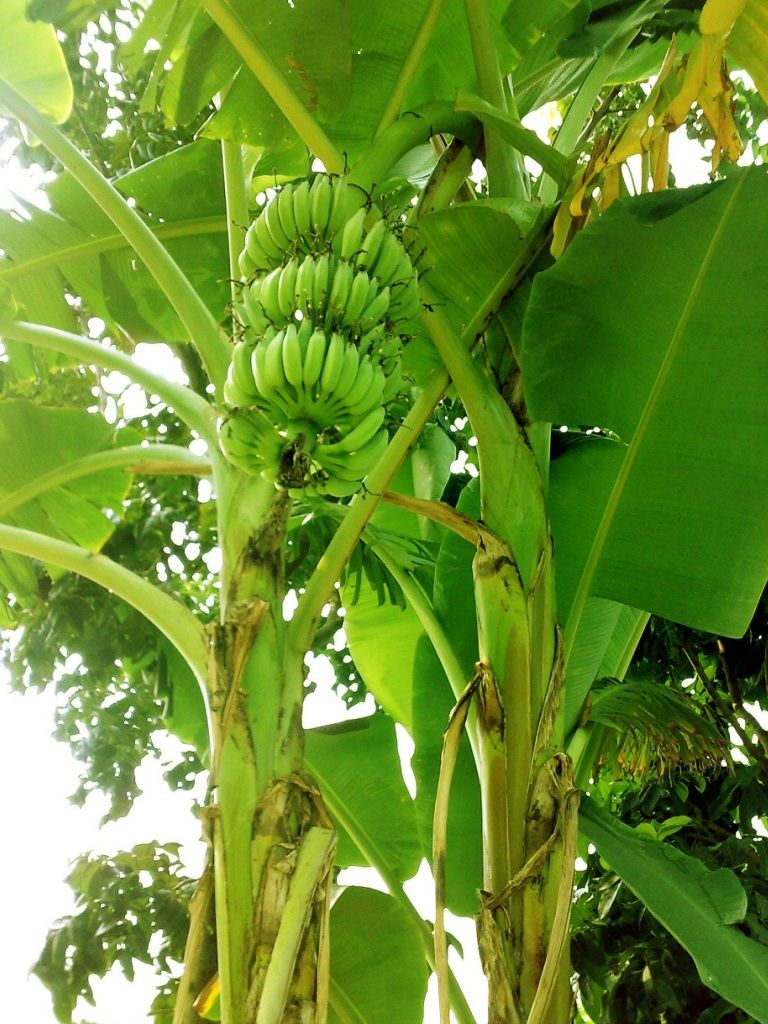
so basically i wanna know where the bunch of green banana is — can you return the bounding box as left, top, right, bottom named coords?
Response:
left=224, top=321, right=387, bottom=424
left=221, top=173, right=425, bottom=496
left=218, top=407, right=284, bottom=478
left=221, top=319, right=391, bottom=493
left=239, top=250, right=417, bottom=337
left=238, top=176, right=367, bottom=278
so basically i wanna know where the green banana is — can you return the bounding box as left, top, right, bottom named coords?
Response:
left=328, top=178, right=354, bottom=235
left=239, top=247, right=256, bottom=279
left=225, top=341, right=258, bottom=406
left=302, top=329, right=328, bottom=390
left=292, top=179, right=312, bottom=238
left=357, top=324, right=386, bottom=356
left=311, top=253, right=332, bottom=315
left=320, top=406, right=385, bottom=456
left=335, top=207, right=366, bottom=260
left=369, top=233, right=401, bottom=287
left=360, top=285, right=391, bottom=331
left=389, top=275, right=421, bottom=323
left=242, top=282, right=269, bottom=334
left=258, top=267, right=284, bottom=325
left=319, top=427, right=389, bottom=479
left=264, top=330, right=289, bottom=393
left=328, top=260, right=354, bottom=320
left=341, top=270, right=372, bottom=329
left=319, top=331, right=346, bottom=395
left=318, top=475, right=361, bottom=498
left=251, top=340, right=273, bottom=400
left=382, top=364, right=403, bottom=403
left=332, top=342, right=360, bottom=402
left=281, top=323, right=305, bottom=390
left=264, top=191, right=293, bottom=251
left=278, top=258, right=299, bottom=319
left=295, top=256, right=316, bottom=317
left=296, top=317, right=313, bottom=360
left=344, top=366, right=385, bottom=418
left=252, top=210, right=284, bottom=265
left=357, top=219, right=387, bottom=273
left=276, top=183, right=298, bottom=244
left=310, top=175, right=332, bottom=236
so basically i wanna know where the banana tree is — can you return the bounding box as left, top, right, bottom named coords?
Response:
left=2, top=0, right=768, bottom=1023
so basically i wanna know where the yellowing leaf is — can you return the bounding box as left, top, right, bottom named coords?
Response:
left=700, top=0, right=748, bottom=35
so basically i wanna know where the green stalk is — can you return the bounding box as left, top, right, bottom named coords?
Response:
left=373, top=547, right=480, bottom=765
left=463, top=0, right=527, bottom=198
left=0, top=444, right=210, bottom=520
left=433, top=676, right=478, bottom=1024
left=348, top=101, right=479, bottom=196
left=455, top=94, right=570, bottom=188
left=0, top=523, right=208, bottom=694
left=256, top=827, right=336, bottom=1024
left=0, top=319, right=217, bottom=447
left=415, top=139, right=476, bottom=217
left=221, top=138, right=250, bottom=307
left=375, top=0, right=448, bottom=135
left=0, top=79, right=230, bottom=395
left=0, top=216, right=227, bottom=283
left=418, top=286, right=546, bottom=581
left=200, top=0, right=344, bottom=174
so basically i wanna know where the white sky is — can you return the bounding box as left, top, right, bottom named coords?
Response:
left=1, top=70, right=765, bottom=1024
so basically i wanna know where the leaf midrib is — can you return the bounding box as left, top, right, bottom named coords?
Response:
left=328, top=976, right=369, bottom=1024
left=0, top=215, right=227, bottom=281
left=564, top=174, right=747, bottom=665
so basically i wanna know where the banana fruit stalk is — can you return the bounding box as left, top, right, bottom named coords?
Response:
left=219, top=174, right=423, bottom=498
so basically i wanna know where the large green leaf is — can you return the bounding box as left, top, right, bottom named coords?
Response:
left=0, top=401, right=132, bottom=606
left=156, top=636, right=210, bottom=758
left=159, top=0, right=352, bottom=147
left=0, top=0, right=72, bottom=122
left=550, top=440, right=647, bottom=733
left=203, top=0, right=352, bottom=147
left=432, top=479, right=479, bottom=682
left=580, top=796, right=768, bottom=1023
left=405, top=0, right=512, bottom=111
left=328, top=887, right=428, bottom=1024
left=304, top=714, right=421, bottom=882
left=369, top=426, right=455, bottom=541
left=522, top=169, right=768, bottom=638
left=152, top=0, right=507, bottom=158
left=0, top=202, right=80, bottom=378
left=501, top=0, right=586, bottom=65
left=0, top=141, right=228, bottom=346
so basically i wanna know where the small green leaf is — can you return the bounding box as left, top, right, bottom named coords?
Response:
left=328, top=887, right=428, bottom=1024
left=343, top=573, right=423, bottom=729
left=304, top=714, right=421, bottom=883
